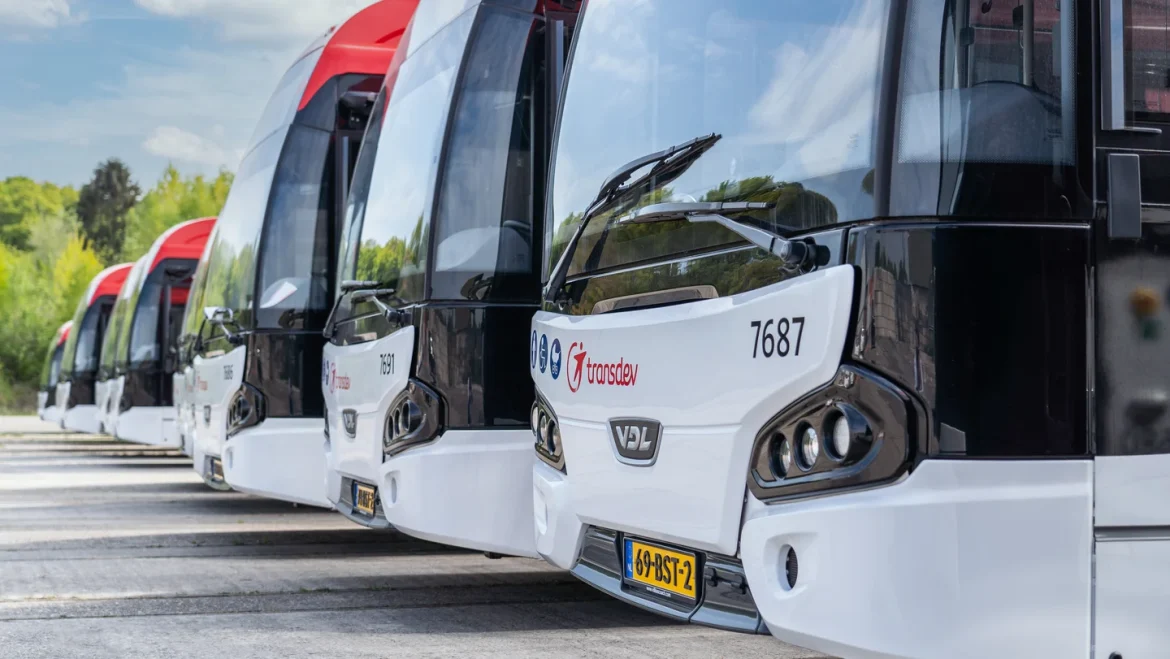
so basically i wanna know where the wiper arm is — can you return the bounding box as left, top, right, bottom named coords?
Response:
left=323, top=285, right=408, bottom=340
left=623, top=202, right=818, bottom=270
left=544, top=133, right=722, bottom=304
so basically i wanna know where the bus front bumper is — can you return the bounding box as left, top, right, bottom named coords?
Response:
left=221, top=418, right=332, bottom=509
left=377, top=429, right=537, bottom=557
left=739, top=460, right=1093, bottom=659
left=62, top=404, right=101, bottom=434
left=115, top=406, right=180, bottom=448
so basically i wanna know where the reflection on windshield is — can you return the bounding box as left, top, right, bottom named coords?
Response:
left=549, top=0, right=887, bottom=279
left=341, top=9, right=475, bottom=303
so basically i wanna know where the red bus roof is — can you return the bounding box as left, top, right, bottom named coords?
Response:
left=88, top=263, right=134, bottom=305
left=298, top=0, right=419, bottom=110
left=148, top=217, right=217, bottom=272
left=55, top=320, right=72, bottom=347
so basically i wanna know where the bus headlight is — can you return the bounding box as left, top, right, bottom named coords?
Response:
left=226, top=383, right=266, bottom=438
left=798, top=425, right=819, bottom=469
left=382, top=379, right=441, bottom=457
left=532, top=396, right=565, bottom=473
left=748, top=365, right=916, bottom=503
left=831, top=414, right=851, bottom=459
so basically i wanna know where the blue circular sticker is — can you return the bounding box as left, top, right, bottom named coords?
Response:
left=539, top=334, right=549, bottom=373
left=530, top=330, right=537, bottom=369
left=550, top=339, right=561, bottom=380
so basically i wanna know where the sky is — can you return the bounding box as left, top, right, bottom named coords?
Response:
left=0, top=0, right=379, bottom=187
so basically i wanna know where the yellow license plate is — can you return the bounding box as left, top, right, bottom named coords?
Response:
left=354, top=483, right=377, bottom=516
left=623, top=538, right=698, bottom=601
left=209, top=457, right=224, bottom=482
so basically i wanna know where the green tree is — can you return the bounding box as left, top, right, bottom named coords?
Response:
left=77, top=159, right=141, bottom=264
left=120, top=166, right=233, bottom=261
left=0, top=177, right=78, bottom=250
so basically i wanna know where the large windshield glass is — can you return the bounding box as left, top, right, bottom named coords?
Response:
left=547, top=0, right=889, bottom=281
left=200, top=131, right=284, bottom=331
left=339, top=8, right=476, bottom=303
left=430, top=8, right=546, bottom=301
left=254, top=124, right=335, bottom=329
left=891, top=0, right=1078, bottom=216
left=109, top=258, right=147, bottom=370
left=40, top=341, right=64, bottom=389
left=179, top=242, right=212, bottom=356
left=127, top=275, right=163, bottom=367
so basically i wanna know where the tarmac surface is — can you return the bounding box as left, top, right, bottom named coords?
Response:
left=0, top=417, right=826, bottom=658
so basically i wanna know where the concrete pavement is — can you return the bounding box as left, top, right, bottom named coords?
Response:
left=0, top=418, right=826, bottom=659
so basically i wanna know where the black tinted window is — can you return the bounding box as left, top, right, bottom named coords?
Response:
left=1127, top=0, right=1170, bottom=121
left=255, top=126, right=335, bottom=329
left=548, top=0, right=888, bottom=279
left=430, top=9, right=544, bottom=301
left=891, top=0, right=1081, bottom=217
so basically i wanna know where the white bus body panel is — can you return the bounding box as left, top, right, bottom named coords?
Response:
left=116, top=406, right=179, bottom=448
left=36, top=392, right=48, bottom=420
left=1093, top=453, right=1170, bottom=658
left=322, top=327, right=413, bottom=524
left=378, top=428, right=538, bottom=557
left=62, top=397, right=101, bottom=435
left=191, top=347, right=246, bottom=484
left=530, top=265, right=854, bottom=563
left=223, top=418, right=332, bottom=508
left=94, top=379, right=111, bottom=433
left=55, top=381, right=69, bottom=429
left=740, top=459, right=1092, bottom=659
left=105, top=375, right=125, bottom=437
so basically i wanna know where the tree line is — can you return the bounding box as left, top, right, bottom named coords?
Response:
left=0, top=160, right=232, bottom=412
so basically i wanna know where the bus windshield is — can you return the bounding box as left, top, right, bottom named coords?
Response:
left=109, top=258, right=147, bottom=371
left=339, top=4, right=545, bottom=311
left=339, top=8, right=476, bottom=304
left=547, top=0, right=1080, bottom=291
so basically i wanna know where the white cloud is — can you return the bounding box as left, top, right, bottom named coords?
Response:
left=0, top=0, right=77, bottom=29
left=143, top=125, right=242, bottom=167
left=133, top=0, right=378, bottom=42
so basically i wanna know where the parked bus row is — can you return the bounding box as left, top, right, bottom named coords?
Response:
left=35, top=0, right=1170, bottom=657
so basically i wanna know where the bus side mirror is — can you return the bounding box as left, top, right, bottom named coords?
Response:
left=204, top=307, right=232, bottom=324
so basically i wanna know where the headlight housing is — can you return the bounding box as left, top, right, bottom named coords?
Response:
left=532, top=395, right=565, bottom=472
left=748, top=365, right=918, bottom=502
left=226, top=382, right=266, bottom=438
left=382, top=379, right=442, bottom=457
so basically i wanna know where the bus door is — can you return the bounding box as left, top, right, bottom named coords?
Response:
left=1094, top=0, right=1170, bottom=654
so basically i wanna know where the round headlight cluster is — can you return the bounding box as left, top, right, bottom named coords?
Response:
left=759, top=404, right=873, bottom=482
left=388, top=398, right=419, bottom=442
left=531, top=403, right=560, bottom=458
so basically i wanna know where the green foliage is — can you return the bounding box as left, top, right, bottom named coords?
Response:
left=0, top=163, right=228, bottom=412
left=0, top=177, right=78, bottom=250
left=77, top=159, right=141, bottom=264
left=120, top=166, right=232, bottom=262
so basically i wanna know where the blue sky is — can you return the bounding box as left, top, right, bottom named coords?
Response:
left=0, top=0, right=378, bottom=186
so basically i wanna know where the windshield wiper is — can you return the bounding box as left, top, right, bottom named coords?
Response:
left=622, top=202, right=819, bottom=270
left=323, top=282, right=408, bottom=340
left=544, top=133, right=722, bottom=304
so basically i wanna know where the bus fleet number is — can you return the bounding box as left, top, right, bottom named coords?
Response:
left=750, top=317, right=805, bottom=359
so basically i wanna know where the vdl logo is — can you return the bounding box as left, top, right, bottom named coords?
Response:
left=609, top=418, right=662, bottom=466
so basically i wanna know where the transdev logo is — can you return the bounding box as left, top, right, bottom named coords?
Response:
left=566, top=342, right=639, bottom=393
left=328, top=364, right=351, bottom=393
